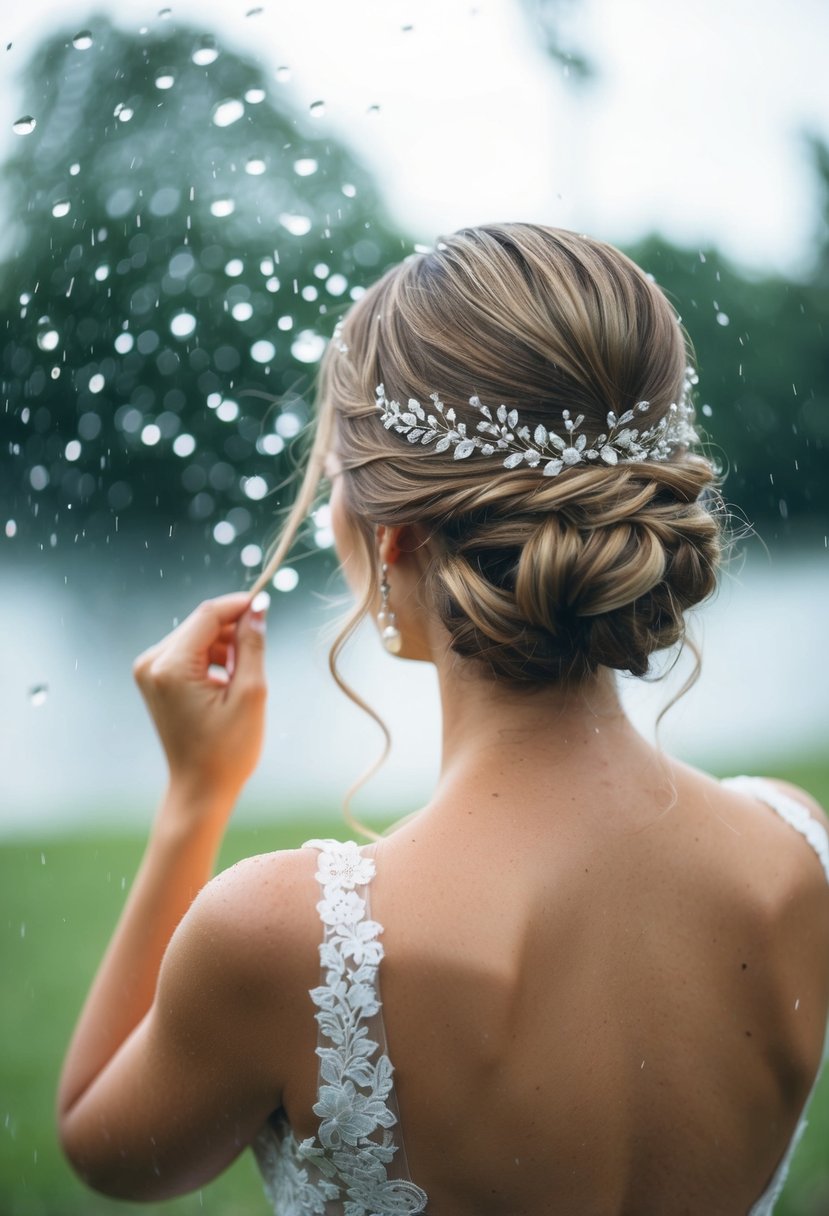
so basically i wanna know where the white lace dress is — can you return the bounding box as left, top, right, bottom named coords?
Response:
left=251, top=777, right=829, bottom=1216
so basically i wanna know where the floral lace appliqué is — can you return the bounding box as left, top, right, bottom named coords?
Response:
left=252, top=838, right=428, bottom=1216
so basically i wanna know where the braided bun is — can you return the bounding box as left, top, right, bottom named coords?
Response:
left=427, top=459, right=723, bottom=684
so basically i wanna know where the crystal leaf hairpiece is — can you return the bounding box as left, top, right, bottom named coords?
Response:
left=375, top=366, right=701, bottom=476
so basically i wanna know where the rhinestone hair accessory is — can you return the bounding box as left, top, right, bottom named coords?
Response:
left=375, top=366, right=702, bottom=476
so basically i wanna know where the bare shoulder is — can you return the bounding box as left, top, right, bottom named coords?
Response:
left=171, top=845, right=321, bottom=993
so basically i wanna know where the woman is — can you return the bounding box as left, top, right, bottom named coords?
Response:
left=57, top=224, right=829, bottom=1215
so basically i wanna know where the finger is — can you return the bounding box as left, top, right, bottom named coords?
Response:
left=229, top=600, right=268, bottom=696
left=174, top=593, right=258, bottom=656
left=207, top=642, right=230, bottom=668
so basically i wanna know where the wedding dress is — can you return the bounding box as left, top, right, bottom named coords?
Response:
left=252, top=775, right=829, bottom=1216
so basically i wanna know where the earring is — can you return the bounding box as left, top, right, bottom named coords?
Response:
left=377, top=561, right=402, bottom=654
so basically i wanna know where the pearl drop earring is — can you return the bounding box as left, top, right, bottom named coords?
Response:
left=377, top=561, right=402, bottom=654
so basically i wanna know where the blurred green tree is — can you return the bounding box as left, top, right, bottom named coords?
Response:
left=0, top=15, right=408, bottom=559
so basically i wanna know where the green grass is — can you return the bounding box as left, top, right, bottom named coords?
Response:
left=3, top=761, right=829, bottom=1215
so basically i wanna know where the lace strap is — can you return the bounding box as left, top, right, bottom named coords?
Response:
left=300, top=839, right=429, bottom=1215
left=720, top=776, right=829, bottom=884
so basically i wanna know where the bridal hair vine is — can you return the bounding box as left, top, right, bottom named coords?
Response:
left=375, top=365, right=702, bottom=476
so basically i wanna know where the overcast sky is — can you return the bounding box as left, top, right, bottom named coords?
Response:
left=2, top=0, right=827, bottom=277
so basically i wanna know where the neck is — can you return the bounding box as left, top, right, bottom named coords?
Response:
left=429, top=653, right=658, bottom=806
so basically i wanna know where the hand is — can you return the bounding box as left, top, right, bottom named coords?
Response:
left=132, top=592, right=269, bottom=801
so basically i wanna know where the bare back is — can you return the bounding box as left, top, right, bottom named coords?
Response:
left=273, top=758, right=829, bottom=1216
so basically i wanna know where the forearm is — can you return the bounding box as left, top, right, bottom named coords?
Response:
left=56, top=780, right=235, bottom=1117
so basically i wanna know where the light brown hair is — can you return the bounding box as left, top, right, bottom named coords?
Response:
left=245, top=223, right=733, bottom=837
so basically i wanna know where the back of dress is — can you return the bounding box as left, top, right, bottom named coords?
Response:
left=253, top=772, right=829, bottom=1216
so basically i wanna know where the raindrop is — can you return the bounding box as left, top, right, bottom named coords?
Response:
left=30, top=684, right=49, bottom=707
left=265, top=277, right=279, bottom=292
left=241, top=543, right=262, bottom=567
left=251, top=339, right=276, bottom=363
left=716, top=312, right=730, bottom=327
left=275, top=66, right=291, bottom=83
left=273, top=567, right=298, bottom=592
left=260, top=257, right=274, bottom=275
left=173, top=433, right=196, bottom=457
left=37, top=328, right=60, bottom=351
left=210, top=198, right=235, bottom=217
left=232, top=301, right=253, bottom=321
left=94, top=265, right=110, bottom=282
left=212, top=98, right=245, bottom=127
left=293, top=157, right=318, bottom=176
left=12, top=115, right=36, bottom=136
left=30, top=465, right=49, bottom=490
left=314, top=526, right=334, bottom=548
left=313, top=262, right=330, bottom=278
left=701, top=403, right=713, bottom=417
left=114, top=332, right=134, bottom=354
left=155, top=71, right=175, bottom=90
left=341, top=183, right=357, bottom=198
left=51, top=366, right=62, bottom=378
left=279, top=213, right=312, bottom=236
left=276, top=410, right=301, bottom=437
left=224, top=257, right=244, bottom=276
left=207, top=392, right=222, bottom=410
left=65, top=439, right=82, bottom=461
left=217, top=399, right=239, bottom=422
left=70, top=162, right=81, bottom=175
left=245, top=157, right=267, bottom=176
left=51, top=200, right=71, bottom=218
left=72, top=30, right=94, bottom=50
left=326, top=273, right=348, bottom=296
left=170, top=312, right=197, bottom=338
left=258, top=433, right=284, bottom=455
left=213, top=520, right=236, bottom=545
left=5, top=520, right=17, bottom=538
left=243, top=475, right=268, bottom=500
left=192, top=37, right=219, bottom=66
left=141, top=423, right=162, bottom=446
left=115, top=104, right=134, bottom=123
left=88, top=373, right=105, bottom=394
left=291, top=330, right=325, bottom=363
left=20, top=293, right=31, bottom=305
left=277, top=315, right=293, bottom=331
left=301, top=285, right=318, bottom=301
left=150, top=186, right=181, bottom=216
left=245, top=87, right=266, bottom=103
left=309, top=100, right=326, bottom=118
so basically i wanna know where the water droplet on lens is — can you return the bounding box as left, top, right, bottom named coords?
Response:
left=52, top=199, right=71, bottom=218
left=192, top=36, right=219, bottom=66
left=170, top=312, right=197, bottom=338
left=716, top=311, right=730, bottom=326
left=291, top=331, right=325, bottom=363
left=245, top=157, right=267, bottom=175
left=341, top=182, right=357, bottom=197
left=210, top=198, right=235, bottom=217
left=309, top=100, right=325, bottom=118
left=72, top=30, right=93, bottom=50
left=155, top=71, right=175, bottom=90
left=30, top=683, right=49, bottom=707
left=273, top=567, right=298, bottom=592
left=245, top=87, right=266, bottom=103
left=212, top=98, right=244, bottom=127
left=251, top=339, right=276, bottom=363
left=293, top=157, right=317, bottom=176
left=70, top=162, right=80, bottom=175
left=275, top=65, right=291, bottom=83
left=5, top=520, right=17, bottom=538
left=279, top=212, right=312, bottom=236
left=701, top=403, right=713, bottom=417
left=36, top=328, right=60, bottom=351
left=12, top=115, right=36, bottom=135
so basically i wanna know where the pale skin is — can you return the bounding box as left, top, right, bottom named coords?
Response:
left=58, top=448, right=829, bottom=1213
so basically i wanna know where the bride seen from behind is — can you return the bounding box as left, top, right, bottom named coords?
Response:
left=57, top=223, right=829, bottom=1215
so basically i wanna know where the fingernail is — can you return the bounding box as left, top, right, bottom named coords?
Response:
left=249, top=590, right=270, bottom=633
